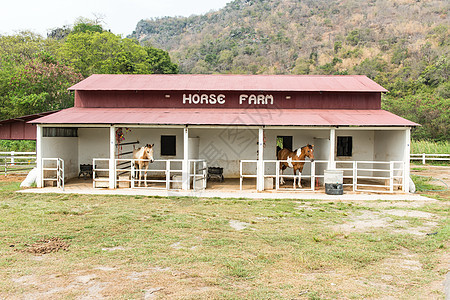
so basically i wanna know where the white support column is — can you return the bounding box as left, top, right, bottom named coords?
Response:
left=403, top=128, right=411, bottom=192
left=257, top=127, right=264, bottom=191
left=329, top=128, right=336, bottom=170
left=182, top=126, right=190, bottom=190
left=109, top=125, right=116, bottom=189
left=36, top=125, right=43, bottom=188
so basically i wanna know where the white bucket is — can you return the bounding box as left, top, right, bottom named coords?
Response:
left=324, top=169, right=344, bottom=184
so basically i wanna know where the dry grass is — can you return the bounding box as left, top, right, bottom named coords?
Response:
left=0, top=177, right=448, bottom=299
left=412, top=140, right=450, bottom=155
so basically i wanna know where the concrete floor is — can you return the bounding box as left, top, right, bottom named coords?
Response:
left=20, top=177, right=432, bottom=201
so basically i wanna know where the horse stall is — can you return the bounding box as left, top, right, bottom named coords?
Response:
left=189, top=126, right=259, bottom=191
left=113, top=127, right=185, bottom=189
left=40, top=127, right=79, bottom=187
left=261, top=128, right=331, bottom=191
left=79, top=126, right=183, bottom=189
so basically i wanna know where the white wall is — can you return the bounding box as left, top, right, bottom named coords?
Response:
left=313, top=137, right=331, bottom=183
left=42, top=137, right=78, bottom=179
left=189, top=127, right=259, bottom=177
left=374, top=130, right=406, bottom=161
left=334, top=129, right=374, bottom=177
left=78, top=128, right=110, bottom=164
left=117, top=127, right=185, bottom=160
left=335, top=129, right=375, bottom=161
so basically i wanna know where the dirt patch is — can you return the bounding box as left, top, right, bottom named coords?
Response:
left=334, top=209, right=439, bottom=235
left=0, top=174, right=26, bottom=183
left=411, top=165, right=450, bottom=188
left=229, top=220, right=251, bottom=231
left=334, top=211, right=392, bottom=233
left=101, top=246, right=125, bottom=251
left=359, top=200, right=438, bottom=208
left=144, top=287, right=164, bottom=299
left=382, top=209, right=436, bottom=219
left=16, top=237, right=70, bottom=254
left=382, top=258, right=422, bottom=271
left=11, top=275, right=38, bottom=285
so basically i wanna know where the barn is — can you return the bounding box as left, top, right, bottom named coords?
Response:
left=28, top=74, right=418, bottom=193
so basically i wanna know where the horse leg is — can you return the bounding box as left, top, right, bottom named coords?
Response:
left=298, top=171, right=302, bottom=188
left=138, top=163, right=142, bottom=187
left=293, top=168, right=297, bottom=189
left=280, top=165, right=286, bottom=185
left=144, top=164, right=148, bottom=187
left=134, top=163, right=138, bottom=187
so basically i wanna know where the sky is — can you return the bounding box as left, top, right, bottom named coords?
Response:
left=0, top=0, right=231, bottom=37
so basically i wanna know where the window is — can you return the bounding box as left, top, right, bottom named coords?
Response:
left=276, top=136, right=293, bottom=156
left=43, top=127, right=78, bottom=137
left=161, top=135, right=176, bottom=156
left=337, top=136, right=352, bottom=156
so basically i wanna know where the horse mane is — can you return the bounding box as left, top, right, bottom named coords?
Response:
left=294, top=144, right=313, bottom=157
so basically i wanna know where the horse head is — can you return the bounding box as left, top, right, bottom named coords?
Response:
left=300, top=144, right=314, bottom=162
left=144, top=144, right=155, bottom=163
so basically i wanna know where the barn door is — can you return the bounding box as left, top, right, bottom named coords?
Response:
left=276, top=136, right=293, bottom=156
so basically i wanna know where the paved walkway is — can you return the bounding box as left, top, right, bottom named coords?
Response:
left=19, top=186, right=432, bottom=201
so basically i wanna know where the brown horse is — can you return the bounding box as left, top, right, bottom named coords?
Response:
left=133, top=144, right=154, bottom=187
left=277, top=144, right=314, bottom=188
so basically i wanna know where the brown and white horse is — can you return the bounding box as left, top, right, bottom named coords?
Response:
left=277, top=144, right=314, bottom=188
left=133, top=144, right=155, bottom=187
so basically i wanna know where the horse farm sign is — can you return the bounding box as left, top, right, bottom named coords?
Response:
left=182, top=93, right=275, bottom=105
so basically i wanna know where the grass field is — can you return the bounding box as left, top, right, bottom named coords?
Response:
left=411, top=140, right=450, bottom=154
left=0, top=179, right=449, bottom=299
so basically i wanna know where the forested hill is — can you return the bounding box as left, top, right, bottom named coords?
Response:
left=132, top=0, right=448, bottom=75
left=132, top=0, right=449, bottom=141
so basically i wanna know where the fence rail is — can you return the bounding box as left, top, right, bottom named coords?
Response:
left=0, top=151, right=36, bottom=175
left=92, top=158, right=207, bottom=190
left=410, top=153, right=450, bottom=164
left=240, top=159, right=405, bottom=193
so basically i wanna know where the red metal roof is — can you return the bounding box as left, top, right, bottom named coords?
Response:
left=30, top=107, right=418, bottom=127
left=0, top=111, right=59, bottom=140
left=69, top=74, right=388, bottom=92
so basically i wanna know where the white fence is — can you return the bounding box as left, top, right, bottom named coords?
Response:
left=0, top=151, right=36, bottom=175
left=93, top=158, right=207, bottom=190
left=92, top=158, right=111, bottom=188
left=410, top=153, right=450, bottom=164
left=336, top=161, right=404, bottom=193
left=42, top=158, right=64, bottom=190
left=190, top=159, right=207, bottom=191
left=240, top=159, right=405, bottom=193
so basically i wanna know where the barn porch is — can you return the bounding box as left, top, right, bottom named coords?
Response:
left=35, top=123, right=411, bottom=194
left=61, top=176, right=404, bottom=193
left=22, top=176, right=427, bottom=201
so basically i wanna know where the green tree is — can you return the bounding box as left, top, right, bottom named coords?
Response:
left=382, top=94, right=449, bottom=141
left=1, top=53, right=82, bottom=119
left=59, top=31, right=177, bottom=77
left=0, top=33, right=82, bottom=119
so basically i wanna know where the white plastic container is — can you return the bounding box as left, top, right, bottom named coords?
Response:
left=324, top=169, right=344, bottom=184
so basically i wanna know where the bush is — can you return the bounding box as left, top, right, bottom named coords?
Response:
left=382, top=94, right=449, bottom=141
